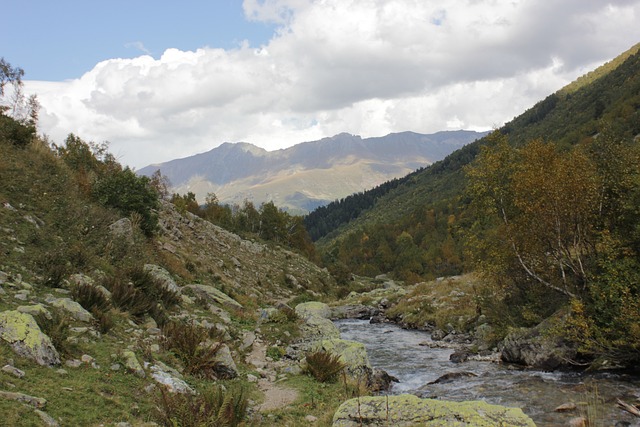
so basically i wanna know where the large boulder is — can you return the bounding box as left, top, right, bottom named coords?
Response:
left=315, top=339, right=371, bottom=377
left=332, top=394, right=536, bottom=427
left=295, top=301, right=331, bottom=320
left=500, top=311, right=576, bottom=370
left=300, top=316, right=341, bottom=341
left=0, top=311, right=60, bottom=366
left=212, top=343, right=238, bottom=379
left=49, top=298, right=94, bottom=323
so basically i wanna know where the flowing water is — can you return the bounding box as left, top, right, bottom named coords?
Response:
left=336, top=319, right=640, bottom=426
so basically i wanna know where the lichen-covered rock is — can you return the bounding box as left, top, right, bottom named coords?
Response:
left=143, top=264, right=181, bottom=295
left=49, top=298, right=94, bottom=323
left=315, top=339, right=371, bottom=376
left=500, top=311, right=576, bottom=370
left=295, top=302, right=331, bottom=320
left=185, top=284, right=242, bottom=310
left=0, top=311, right=60, bottom=366
left=150, top=364, right=195, bottom=394
left=332, top=394, right=536, bottom=427
left=300, top=316, right=341, bottom=341
left=108, top=218, right=134, bottom=243
left=17, top=304, right=52, bottom=320
left=0, top=390, right=47, bottom=408
left=122, top=350, right=146, bottom=378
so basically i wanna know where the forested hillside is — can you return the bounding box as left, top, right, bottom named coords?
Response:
left=314, top=43, right=640, bottom=285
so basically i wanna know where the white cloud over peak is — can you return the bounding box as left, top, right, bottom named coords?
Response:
left=26, top=0, right=640, bottom=168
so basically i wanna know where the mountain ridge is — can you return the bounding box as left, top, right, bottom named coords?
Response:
left=138, top=130, right=488, bottom=213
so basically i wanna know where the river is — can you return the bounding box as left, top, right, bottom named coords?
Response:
left=336, top=318, right=640, bottom=426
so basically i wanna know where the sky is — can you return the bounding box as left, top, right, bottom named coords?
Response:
left=3, top=0, right=640, bottom=169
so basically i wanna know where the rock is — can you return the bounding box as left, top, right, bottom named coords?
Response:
left=431, top=329, right=448, bottom=341
left=1, top=364, right=25, bottom=378
left=185, top=284, right=242, bottom=310
left=305, top=415, right=318, bottom=423
left=108, top=218, right=134, bottom=243
left=17, top=304, right=52, bottom=320
left=213, top=343, right=238, bottom=379
left=295, top=302, right=331, bottom=320
left=427, top=371, right=478, bottom=385
left=368, top=368, right=399, bottom=392
left=330, top=304, right=380, bottom=320
left=34, top=409, right=59, bottom=427
left=0, top=311, right=60, bottom=366
left=300, top=316, right=341, bottom=341
left=449, top=350, right=470, bottom=363
left=240, top=331, right=256, bottom=351
left=150, top=364, right=195, bottom=394
left=500, top=310, right=577, bottom=370
left=315, top=339, right=371, bottom=377
left=554, top=402, right=577, bottom=412
left=49, top=298, right=94, bottom=323
left=0, top=390, right=47, bottom=408
left=332, top=394, right=536, bottom=427
left=247, top=373, right=258, bottom=383
left=369, top=314, right=386, bottom=324
left=143, top=264, right=181, bottom=295
left=122, top=350, right=146, bottom=378
left=568, top=416, right=587, bottom=427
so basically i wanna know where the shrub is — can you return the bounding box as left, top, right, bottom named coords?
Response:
left=161, top=320, right=225, bottom=379
left=36, top=251, right=71, bottom=288
left=71, top=283, right=114, bottom=333
left=104, top=275, right=156, bottom=321
left=304, top=350, right=346, bottom=383
left=34, top=311, right=75, bottom=357
left=154, top=384, right=248, bottom=427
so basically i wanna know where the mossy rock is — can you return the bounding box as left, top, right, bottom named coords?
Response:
left=0, top=310, right=60, bottom=366
left=50, top=298, right=94, bottom=323
left=185, top=284, right=242, bottom=310
left=316, top=339, right=371, bottom=375
left=295, top=301, right=331, bottom=320
left=300, top=316, right=340, bottom=341
left=332, top=394, right=536, bottom=426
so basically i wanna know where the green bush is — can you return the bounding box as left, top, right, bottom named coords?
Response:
left=304, top=350, right=346, bottom=383
left=154, top=384, right=248, bottom=427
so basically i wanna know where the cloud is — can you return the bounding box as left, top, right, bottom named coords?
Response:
left=25, top=0, right=640, bottom=168
left=125, top=41, right=153, bottom=55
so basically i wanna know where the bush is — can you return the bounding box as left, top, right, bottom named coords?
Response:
left=154, top=384, right=248, bottom=427
left=161, top=320, right=226, bottom=379
left=34, top=311, right=75, bottom=357
left=304, top=350, right=346, bottom=383
left=104, top=275, right=156, bottom=321
left=71, top=283, right=114, bottom=333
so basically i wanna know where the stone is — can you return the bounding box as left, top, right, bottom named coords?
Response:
left=315, top=339, right=371, bottom=377
left=330, top=304, right=380, bottom=320
left=568, top=416, right=587, bottom=427
left=555, top=402, right=577, bottom=412
left=143, top=264, right=181, bottom=295
left=369, top=368, right=399, bottom=392
left=305, top=415, right=318, bottom=423
left=431, top=329, right=448, bottom=341
left=50, top=298, right=94, bottom=323
left=295, top=302, right=331, bottom=320
left=34, top=409, right=59, bottom=427
left=449, top=350, right=470, bottom=363
left=150, top=364, right=195, bottom=394
left=108, top=218, right=134, bottom=243
left=427, top=371, right=478, bottom=384
left=500, top=310, right=577, bottom=370
left=122, top=350, right=146, bottom=378
left=185, top=284, right=242, bottom=310
left=213, top=343, right=238, bottom=379
left=17, top=304, right=52, bottom=320
left=240, top=330, right=256, bottom=352
left=332, top=394, right=536, bottom=427
left=300, top=316, right=341, bottom=341
left=1, top=364, right=25, bottom=378
left=0, top=311, right=60, bottom=366
left=0, top=390, right=47, bottom=408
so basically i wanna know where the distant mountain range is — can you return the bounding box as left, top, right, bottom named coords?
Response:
left=138, top=130, right=488, bottom=213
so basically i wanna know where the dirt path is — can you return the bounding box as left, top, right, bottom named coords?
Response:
left=246, top=339, right=299, bottom=412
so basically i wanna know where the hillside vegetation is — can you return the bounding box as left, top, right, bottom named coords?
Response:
left=312, top=44, right=640, bottom=365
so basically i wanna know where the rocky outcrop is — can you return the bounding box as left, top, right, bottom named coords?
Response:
left=48, top=298, right=94, bottom=322
left=500, top=311, right=576, bottom=370
left=295, top=301, right=331, bottom=320
left=332, top=394, right=536, bottom=426
left=143, top=264, right=181, bottom=295
left=330, top=304, right=380, bottom=320
left=212, top=343, right=239, bottom=379
left=184, top=284, right=242, bottom=310
left=315, top=339, right=371, bottom=377
left=0, top=311, right=60, bottom=366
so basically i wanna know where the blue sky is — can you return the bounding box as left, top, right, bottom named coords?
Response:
left=4, top=1, right=640, bottom=168
left=2, top=0, right=275, bottom=81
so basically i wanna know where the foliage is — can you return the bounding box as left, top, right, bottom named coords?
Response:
left=161, top=320, right=226, bottom=379
left=71, top=283, right=114, bottom=333
left=154, top=383, right=248, bottom=427
left=103, top=273, right=157, bottom=321
left=304, top=350, right=346, bottom=383
left=34, top=311, right=76, bottom=357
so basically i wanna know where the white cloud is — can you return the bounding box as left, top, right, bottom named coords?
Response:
left=25, top=0, right=640, bottom=168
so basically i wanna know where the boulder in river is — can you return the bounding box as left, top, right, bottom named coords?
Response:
left=332, top=394, right=536, bottom=426
left=330, top=304, right=380, bottom=320
left=500, top=311, right=577, bottom=370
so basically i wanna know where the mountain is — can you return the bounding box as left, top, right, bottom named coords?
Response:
left=138, top=130, right=488, bottom=213
left=312, top=42, right=640, bottom=281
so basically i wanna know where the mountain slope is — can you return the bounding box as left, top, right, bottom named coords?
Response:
left=314, top=43, right=640, bottom=280
left=138, top=130, right=487, bottom=213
